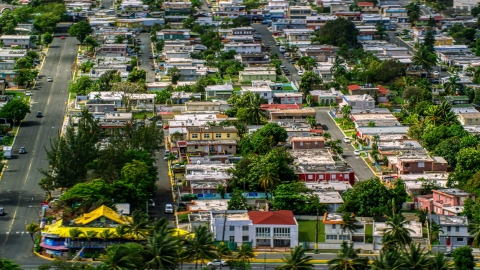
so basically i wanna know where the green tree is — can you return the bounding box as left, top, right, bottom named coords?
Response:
left=327, top=241, right=369, bottom=270
left=124, top=210, right=150, bottom=240
left=452, top=246, right=475, bottom=270
left=376, top=21, right=386, bottom=39
left=299, top=71, right=322, bottom=95
left=100, top=244, right=144, bottom=270
left=127, top=69, right=146, bottom=83
left=423, top=28, right=435, bottom=52
left=383, top=213, right=414, bottom=246
left=97, top=70, right=122, bottom=91
left=234, top=244, right=255, bottom=269
left=341, top=212, right=357, bottom=235
left=0, top=99, right=31, bottom=122
left=250, top=123, right=288, bottom=154
left=399, top=243, right=432, bottom=269
left=143, top=228, right=180, bottom=270
left=0, top=258, right=21, bottom=270
left=34, top=12, right=61, bottom=33
left=26, top=222, right=40, bottom=244
left=430, top=253, right=449, bottom=270
left=186, top=226, right=217, bottom=269
left=430, top=221, right=443, bottom=241
left=69, top=76, right=94, bottom=95
left=43, top=32, right=53, bottom=44
left=276, top=246, right=314, bottom=270
left=84, top=36, right=98, bottom=52
left=443, top=74, right=463, bottom=95
left=168, top=66, right=180, bottom=84
left=313, top=18, right=358, bottom=47
left=114, top=35, right=126, bottom=44
left=412, top=45, right=438, bottom=73
left=216, top=242, right=232, bottom=270
left=297, top=56, right=318, bottom=71
left=272, top=182, right=327, bottom=215
left=14, top=57, right=34, bottom=70
left=68, top=21, right=93, bottom=44
left=227, top=189, right=248, bottom=210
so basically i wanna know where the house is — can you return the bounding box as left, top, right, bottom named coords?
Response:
left=310, top=89, right=342, bottom=105
left=350, top=110, right=401, bottom=128
left=291, top=150, right=355, bottom=185
left=236, top=53, right=271, bottom=66
left=0, top=35, right=32, bottom=49
left=454, top=0, right=477, bottom=12
left=287, top=6, right=312, bottom=19
left=291, top=137, right=325, bottom=150
left=176, top=66, right=208, bottom=81
left=239, top=69, right=276, bottom=82
left=210, top=210, right=299, bottom=248
left=269, top=107, right=316, bottom=121
left=181, top=126, right=239, bottom=154
left=444, top=95, right=470, bottom=106
left=383, top=7, right=408, bottom=18
left=323, top=213, right=365, bottom=243
left=361, top=15, right=391, bottom=28
left=415, top=188, right=475, bottom=216
left=0, top=59, right=15, bottom=70
left=330, top=2, right=351, bottom=14
left=388, top=154, right=448, bottom=175
left=357, top=1, right=380, bottom=13
left=96, top=44, right=127, bottom=54
left=335, top=11, right=362, bottom=21
left=373, top=221, right=423, bottom=249
left=457, top=112, right=480, bottom=126
left=146, top=82, right=171, bottom=92
left=0, top=49, right=26, bottom=60
left=305, top=15, right=336, bottom=30
left=156, top=29, right=191, bottom=40
left=432, top=215, right=470, bottom=247
left=273, top=92, right=303, bottom=104
left=341, top=95, right=376, bottom=110
left=205, top=84, right=234, bottom=100
left=356, top=126, right=409, bottom=138
left=224, top=43, right=262, bottom=54
left=271, top=19, right=307, bottom=32
left=185, top=101, right=221, bottom=112
left=231, top=27, right=254, bottom=35
left=316, top=192, right=344, bottom=212
left=214, top=5, right=247, bottom=18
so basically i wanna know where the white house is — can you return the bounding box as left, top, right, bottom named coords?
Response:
left=373, top=221, right=423, bottom=249
left=432, top=215, right=469, bottom=247
left=240, top=86, right=273, bottom=104
left=341, top=94, right=375, bottom=110
left=224, top=43, right=262, bottom=54
left=0, top=35, right=33, bottom=49
left=210, top=210, right=299, bottom=248
left=323, top=213, right=365, bottom=243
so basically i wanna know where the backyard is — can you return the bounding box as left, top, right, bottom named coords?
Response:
left=298, top=220, right=325, bottom=243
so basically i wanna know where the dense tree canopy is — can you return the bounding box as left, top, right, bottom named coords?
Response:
left=312, top=18, right=358, bottom=47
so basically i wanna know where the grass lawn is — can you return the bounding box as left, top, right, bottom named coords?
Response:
left=133, top=112, right=154, bottom=119
left=283, top=85, right=294, bottom=90
left=365, top=224, right=373, bottom=243
left=334, top=118, right=344, bottom=124
left=177, top=212, right=190, bottom=223
left=233, top=86, right=242, bottom=91
left=394, top=96, right=405, bottom=104
left=344, top=131, right=355, bottom=138
left=298, top=220, right=325, bottom=243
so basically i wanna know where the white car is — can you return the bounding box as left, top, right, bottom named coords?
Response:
left=298, top=70, right=304, bottom=76
left=25, top=91, right=31, bottom=96
left=165, top=204, right=174, bottom=214
left=354, top=150, right=360, bottom=156
left=343, top=137, right=351, bottom=143
left=207, top=260, right=226, bottom=267
left=47, top=77, right=52, bottom=82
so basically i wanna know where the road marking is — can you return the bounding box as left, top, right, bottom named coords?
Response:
left=3, top=195, right=21, bottom=245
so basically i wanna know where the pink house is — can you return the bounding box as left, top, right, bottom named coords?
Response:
left=415, top=188, right=475, bottom=215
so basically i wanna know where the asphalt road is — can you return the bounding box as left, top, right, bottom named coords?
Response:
left=0, top=24, right=77, bottom=264
left=251, top=24, right=301, bottom=84
left=137, top=33, right=156, bottom=83
left=315, top=109, right=376, bottom=181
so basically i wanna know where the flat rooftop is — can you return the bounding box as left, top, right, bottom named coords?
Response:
left=313, top=191, right=344, bottom=204
left=438, top=215, right=468, bottom=225
left=374, top=221, right=422, bottom=237
left=188, top=199, right=229, bottom=211
left=290, top=150, right=334, bottom=165
left=306, top=181, right=353, bottom=191
left=435, top=188, right=473, bottom=197
left=212, top=210, right=250, bottom=220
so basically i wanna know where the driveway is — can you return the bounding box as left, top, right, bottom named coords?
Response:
left=252, top=24, right=301, bottom=83
left=316, top=109, right=376, bottom=181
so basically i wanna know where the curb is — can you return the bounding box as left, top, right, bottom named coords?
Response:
left=33, top=250, right=55, bottom=261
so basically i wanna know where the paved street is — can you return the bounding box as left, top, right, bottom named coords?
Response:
left=252, top=24, right=301, bottom=84
left=0, top=24, right=77, bottom=264
left=137, top=33, right=156, bottom=83
left=316, top=109, right=376, bottom=181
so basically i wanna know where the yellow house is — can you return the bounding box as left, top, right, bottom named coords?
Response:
left=40, top=205, right=187, bottom=258
left=186, top=126, right=239, bottom=141
left=434, top=36, right=454, bottom=46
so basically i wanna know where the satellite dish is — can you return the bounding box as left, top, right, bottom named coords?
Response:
left=196, top=160, right=201, bottom=165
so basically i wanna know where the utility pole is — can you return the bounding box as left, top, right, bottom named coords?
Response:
left=315, top=207, right=319, bottom=253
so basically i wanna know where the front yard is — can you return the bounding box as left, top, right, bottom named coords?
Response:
left=298, top=220, right=325, bottom=243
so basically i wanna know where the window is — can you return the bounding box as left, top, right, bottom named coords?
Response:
left=242, top=226, right=249, bottom=231
left=308, top=175, right=313, bottom=180
left=339, top=235, right=350, bottom=240
left=457, top=237, right=464, bottom=242
left=326, top=235, right=337, bottom=240
left=319, top=175, right=324, bottom=180
left=256, top=227, right=270, bottom=236
left=194, top=145, right=198, bottom=149
left=229, top=145, right=232, bottom=149
left=227, top=133, right=231, bottom=138
left=229, top=226, right=235, bottom=231
left=216, top=134, right=222, bottom=138
left=204, top=134, right=210, bottom=139
left=264, top=93, right=267, bottom=97
left=192, top=134, right=198, bottom=138
left=418, top=162, right=425, bottom=168
left=332, top=224, right=336, bottom=229
left=332, top=174, right=336, bottom=180
left=242, top=236, right=249, bottom=242
left=455, top=226, right=460, bottom=232
left=300, top=142, right=303, bottom=146
left=229, top=236, right=235, bottom=242
left=344, top=174, right=349, bottom=178
left=273, top=228, right=290, bottom=237
left=447, top=226, right=451, bottom=232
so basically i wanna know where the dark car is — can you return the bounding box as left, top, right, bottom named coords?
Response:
left=0, top=207, right=4, bottom=216
left=36, top=111, right=42, bottom=118
left=19, top=146, right=26, bottom=154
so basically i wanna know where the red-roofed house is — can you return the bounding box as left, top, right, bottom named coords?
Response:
left=347, top=84, right=389, bottom=102
left=211, top=210, right=299, bottom=248
left=357, top=1, right=380, bottom=13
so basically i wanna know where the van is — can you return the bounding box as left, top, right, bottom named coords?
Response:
left=279, top=46, right=286, bottom=53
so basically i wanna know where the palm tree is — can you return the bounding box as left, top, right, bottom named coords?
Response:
left=443, top=74, right=463, bottom=95
left=330, top=57, right=347, bottom=78
left=186, top=226, right=217, bottom=269
left=26, top=222, right=40, bottom=244
left=235, top=243, right=255, bottom=269
left=398, top=243, right=432, bottom=269
left=258, top=164, right=280, bottom=199
left=371, top=249, right=402, bottom=270
left=98, top=230, right=116, bottom=248
left=381, top=234, right=400, bottom=253
left=383, top=213, right=414, bottom=246
left=430, top=253, right=449, bottom=270
left=216, top=242, right=232, bottom=270
left=306, top=115, right=316, bottom=128
left=276, top=246, right=314, bottom=270
left=412, top=45, right=438, bottom=73
left=303, top=57, right=318, bottom=71
left=425, top=106, right=442, bottom=126
left=323, top=132, right=331, bottom=140
left=115, top=225, right=130, bottom=240
left=341, top=105, right=352, bottom=125
left=470, top=222, right=480, bottom=248
left=100, top=245, right=143, bottom=270
left=83, top=230, right=98, bottom=247
left=143, top=230, right=181, bottom=270
left=430, top=221, right=444, bottom=242
left=69, top=228, right=85, bottom=247
left=247, top=92, right=266, bottom=125
left=150, top=217, right=175, bottom=235
left=327, top=241, right=369, bottom=270
left=124, top=210, right=149, bottom=240
left=305, top=94, right=315, bottom=107
left=341, top=212, right=357, bottom=236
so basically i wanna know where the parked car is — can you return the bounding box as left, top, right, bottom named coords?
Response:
left=36, top=111, right=42, bottom=118
left=354, top=150, right=360, bottom=156
left=165, top=204, right=174, bottom=214
left=47, top=77, right=52, bottom=82
left=25, top=91, right=31, bottom=96
left=0, top=207, right=4, bottom=216
left=298, top=70, right=304, bottom=76
left=207, top=260, right=226, bottom=267
left=148, top=199, right=156, bottom=208
left=343, top=137, right=351, bottom=143
left=19, top=146, right=26, bottom=154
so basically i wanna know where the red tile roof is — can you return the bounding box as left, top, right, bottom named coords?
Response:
left=248, top=210, right=296, bottom=225
left=358, top=1, right=374, bottom=6
left=377, top=85, right=388, bottom=95
left=177, top=141, right=187, bottom=147
left=347, top=84, right=361, bottom=91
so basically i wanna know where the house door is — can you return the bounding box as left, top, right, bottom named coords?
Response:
left=205, top=146, right=209, bottom=153
left=218, top=146, right=222, bottom=152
